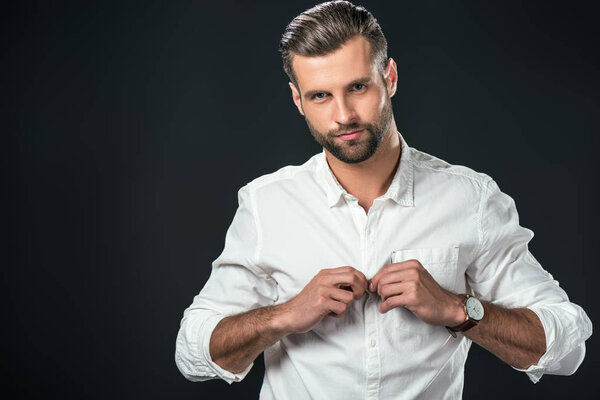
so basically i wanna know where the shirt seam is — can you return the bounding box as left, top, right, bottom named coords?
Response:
left=471, top=177, right=494, bottom=268
left=248, top=186, right=263, bottom=264
left=245, top=184, right=284, bottom=304
left=413, top=163, right=489, bottom=189
left=414, top=162, right=492, bottom=267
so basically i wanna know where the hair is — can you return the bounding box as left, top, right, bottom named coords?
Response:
left=278, top=1, right=388, bottom=90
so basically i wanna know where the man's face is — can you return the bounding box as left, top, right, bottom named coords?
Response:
left=290, top=35, right=396, bottom=164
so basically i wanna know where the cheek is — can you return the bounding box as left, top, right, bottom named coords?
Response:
left=304, top=108, right=330, bottom=130
left=360, top=91, right=386, bottom=120
left=375, top=88, right=388, bottom=110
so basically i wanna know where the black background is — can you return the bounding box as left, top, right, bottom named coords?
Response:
left=4, top=1, right=599, bottom=398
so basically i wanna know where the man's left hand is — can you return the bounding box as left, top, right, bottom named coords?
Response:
left=369, top=259, right=465, bottom=327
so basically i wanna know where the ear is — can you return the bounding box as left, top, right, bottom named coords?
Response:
left=383, top=58, right=398, bottom=98
left=289, top=82, right=305, bottom=116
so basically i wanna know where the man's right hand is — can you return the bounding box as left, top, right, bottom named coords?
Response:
left=209, top=266, right=367, bottom=374
left=276, top=266, right=368, bottom=334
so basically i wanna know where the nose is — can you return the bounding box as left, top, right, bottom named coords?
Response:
left=333, top=96, right=358, bottom=126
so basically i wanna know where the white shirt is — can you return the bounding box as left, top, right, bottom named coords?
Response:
left=175, top=131, right=592, bottom=399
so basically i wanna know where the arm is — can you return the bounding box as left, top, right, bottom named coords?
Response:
left=467, top=178, right=592, bottom=381
left=209, top=266, right=368, bottom=374
left=369, top=261, right=546, bottom=369
left=175, top=186, right=277, bottom=383
left=175, top=185, right=369, bottom=382
left=209, top=305, right=287, bottom=374
left=460, top=298, right=546, bottom=369
left=370, top=177, right=592, bottom=382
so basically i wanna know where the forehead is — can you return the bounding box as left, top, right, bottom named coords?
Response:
left=292, top=35, right=376, bottom=93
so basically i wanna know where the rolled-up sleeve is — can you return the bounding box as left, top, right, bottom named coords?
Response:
left=175, top=185, right=278, bottom=384
left=466, top=178, right=592, bottom=383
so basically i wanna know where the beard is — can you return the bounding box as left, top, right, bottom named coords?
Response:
left=304, top=96, right=393, bottom=164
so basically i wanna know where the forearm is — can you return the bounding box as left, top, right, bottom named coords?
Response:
left=209, top=267, right=368, bottom=374
left=463, top=301, right=546, bottom=369
left=209, top=304, right=289, bottom=374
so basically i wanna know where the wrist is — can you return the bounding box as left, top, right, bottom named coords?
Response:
left=448, top=293, right=467, bottom=327
left=269, top=304, right=294, bottom=337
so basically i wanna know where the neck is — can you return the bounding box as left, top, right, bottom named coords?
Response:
left=325, top=121, right=401, bottom=208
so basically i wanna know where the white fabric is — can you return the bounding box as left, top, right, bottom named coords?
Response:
left=175, top=131, right=592, bottom=399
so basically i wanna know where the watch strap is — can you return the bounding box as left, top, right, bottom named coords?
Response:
left=450, top=317, right=478, bottom=332
left=446, top=294, right=480, bottom=337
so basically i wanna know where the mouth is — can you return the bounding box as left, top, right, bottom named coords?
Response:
left=337, top=129, right=364, bottom=141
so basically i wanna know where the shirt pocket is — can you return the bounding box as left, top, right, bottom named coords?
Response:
left=389, top=245, right=460, bottom=335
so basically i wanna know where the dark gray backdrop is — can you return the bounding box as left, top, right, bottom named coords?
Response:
left=4, top=0, right=598, bottom=398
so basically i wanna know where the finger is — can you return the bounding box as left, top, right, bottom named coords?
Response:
left=348, top=269, right=368, bottom=298
left=328, top=311, right=347, bottom=318
left=369, top=268, right=389, bottom=292
left=376, top=269, right=417, bottom=287
left=371, top=262, right=421, bottom=292
left=379, top=281, right=414, bottom=302
left=318, top=266, right=353, bottom=280
left=389, top=259, right=423, bottom=272
left=378, top=293, right=409, bottom=313
left=376, top=270, right=420, bottom=298
left=326, top=265, right=355, bottom=273
left=327, top=299, right=348, bottom=316
left=329, top=287, right=355, bottom=304
left=370, top=264, right=401, bottom=292
left=329, top=270, right=367, bottom=299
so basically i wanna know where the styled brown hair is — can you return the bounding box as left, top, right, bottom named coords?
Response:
left=279, top=1, right=388, bottom=89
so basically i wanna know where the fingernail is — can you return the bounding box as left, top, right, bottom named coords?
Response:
left=369, top=282, right=374, bottom=292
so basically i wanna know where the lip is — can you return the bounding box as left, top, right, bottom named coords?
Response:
left=337, top=129, right=364, bottom=141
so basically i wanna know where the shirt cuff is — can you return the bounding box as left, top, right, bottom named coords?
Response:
left=510, top=304, right=591, bottom=383
left=512, top=361, right=545, bottom=383
left=200, top=314, right=254, bottom=384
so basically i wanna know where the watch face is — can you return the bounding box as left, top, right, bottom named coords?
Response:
left=466, top=297, right=484, bottom=321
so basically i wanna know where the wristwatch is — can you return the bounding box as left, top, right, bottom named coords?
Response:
left=446, top=294, right=485, bottom=338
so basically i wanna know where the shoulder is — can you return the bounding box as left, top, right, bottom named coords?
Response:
left=409, top=146, right=493, bottom=192
left=238, top=153, right=323, bottom=199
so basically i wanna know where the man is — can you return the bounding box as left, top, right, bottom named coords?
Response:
left=175, top=1, right=592, bottom=398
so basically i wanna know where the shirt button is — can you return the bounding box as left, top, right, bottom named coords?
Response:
left=369, top=338, right=376, bottom=347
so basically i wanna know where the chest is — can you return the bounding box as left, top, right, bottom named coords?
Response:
left=256, top=195, right=478, bottom=304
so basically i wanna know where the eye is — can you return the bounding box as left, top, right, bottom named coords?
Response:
left=312, top=92, right=327, bottom=100
left=353, top=83, right=367, bottom=91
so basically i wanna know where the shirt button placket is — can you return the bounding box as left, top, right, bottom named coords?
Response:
left=365, top=294, right=380, bottom=400
left=364, top=207, right=380, bottom=400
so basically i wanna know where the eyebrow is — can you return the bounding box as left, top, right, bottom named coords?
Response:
left=303, top=76, right=373, bottom=99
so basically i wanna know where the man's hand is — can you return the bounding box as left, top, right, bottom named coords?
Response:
left=210, top=265, right=367, bottom=373
left=369, top=259, right=465, bottom=327
left=278, top=266, right=368, bottom=334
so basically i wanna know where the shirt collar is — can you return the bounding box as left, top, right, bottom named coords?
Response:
left=315, top=130, right=414, bottom=208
